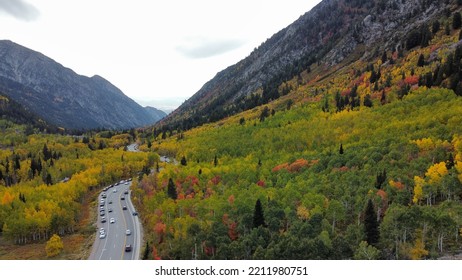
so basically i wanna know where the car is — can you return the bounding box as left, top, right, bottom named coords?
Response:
left=125, top=244, right=132, bottom=252
left=128, top=178, right=132, bottom=182
left=122, top=205, right=127, bottom=210
left=100, top=211, right=105, bottom=217
left=113, top=189, right=117, bottom=193
left=100, top=202, right=105, bottom=207
left=126, top=229, right=131, bottom=235
left=121, top=196, right=125, bottom=200
left=100, top=206, right=104, bottom=211
left=108, top=200, right=113, bottom=204
left=99, top=233, right=106, bottom=239
left=101, top=217, right=107, bottom=223
left=110, top=218, right=115, bottom=224
left=132, top=212, right=138, bottom=216
left=115, top=182, right=119, bottom=186
left=120, top=180, right=125, bottom=184
left=125, top=182, right=129, bottom=185
left=108, top=208, right=113, bottom=213
left=124, top=190, right=129, bottom=194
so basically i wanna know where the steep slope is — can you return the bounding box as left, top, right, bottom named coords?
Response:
left=159, top=0, right=448, bottom=130
left=144, top=106, right=167, bottom=122
left=0, top=93, right=58, bottom=133
left=0, top=40, right=163, bottom=130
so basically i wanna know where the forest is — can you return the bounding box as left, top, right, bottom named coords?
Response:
left=3, top=1, right=462, bottom=260
left=0, top=121, right=157, bottom=257
left=134, top=10, right=462, bottom=260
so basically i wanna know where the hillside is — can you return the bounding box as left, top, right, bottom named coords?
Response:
left=159, top=0, right=450, bottom=131
left=0, top=40, right=165, bottom=130
left=0, top=93, right=59, bottom=134
left=131, top=0, right=462, bottom=260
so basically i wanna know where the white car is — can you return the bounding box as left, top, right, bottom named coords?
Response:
left=113, top=189, right=117, bottom=193
left=110, top=218, right=115, bottom=224
left=99, top=232, right=106, bottom=239
left=126, top=229, right=131, bottom=235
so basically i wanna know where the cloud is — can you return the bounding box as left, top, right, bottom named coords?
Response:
left=0, top=0, right=39, bottom=21
left=176, top=37, right=244, bottom=59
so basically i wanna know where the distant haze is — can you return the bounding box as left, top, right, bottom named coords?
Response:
left=0, top=0, right=321, bottom=111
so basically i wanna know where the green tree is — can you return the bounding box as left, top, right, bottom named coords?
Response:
left=417, top=54, right=425, bottom=67
left=363, top=94, right=373, bottom=107
left=167, top=178, right=177, bottom=200
left=364, top=199, right=379, bottom=246
left=353, top=241, right=380, bottom=260
left=180, top=156, right=187, bottom=166
left=453, top=12, right=462, bottom=29
left=253, top=199, right=266, bottom=228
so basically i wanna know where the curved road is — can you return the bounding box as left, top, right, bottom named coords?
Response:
left=89, top=180, right=141, bottom=260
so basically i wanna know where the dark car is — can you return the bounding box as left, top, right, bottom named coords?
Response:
left=122, top=205, right=127, bottom=210
left=132, top=212, right=138, bottom=216
left=121, top=196, right=125, bottom=200
left=125, top=244, right=132, bottom=252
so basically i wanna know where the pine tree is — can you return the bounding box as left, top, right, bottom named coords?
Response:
left=381, top=51, right=387, bottom=63
left=180, top=156, right=187, bottom=166
left=167, top=178, right=177, bottom=200
left=253, top=199, right=266, bottom=228
left=417, top=54, right=425, bottom=67
left=446, top=153, right=455, bottom=170
left=364, top=199, right=380, bottom=246
left=339, top=144, right=344, bottom=155
left=214, top=155, right=218, bottom=167
left=363, top=94, right=373, bottom=107
left=453, top=12, right=462, bottom=30
left=142, top=241, right=150, bottom=260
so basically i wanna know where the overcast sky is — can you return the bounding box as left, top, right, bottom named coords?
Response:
left=0, top=0, right=321, bottom=112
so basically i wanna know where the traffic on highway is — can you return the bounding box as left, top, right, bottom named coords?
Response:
left=89, top=179, right=141, bottom=260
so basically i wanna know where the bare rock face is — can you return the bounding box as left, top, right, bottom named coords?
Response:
left=0, top=40, right=166, bottom=130
left=161, top=0, right=451, bottom=130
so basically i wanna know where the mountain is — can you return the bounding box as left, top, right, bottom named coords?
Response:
left=159, top=0, right=449, bottom=130
left=0, top=93, right=59, bottom=133
left=138, top=0, right=462, bottom=260
left=0, top=40, right=163, bottom=130
left=144, top=106, right=167, bottom=122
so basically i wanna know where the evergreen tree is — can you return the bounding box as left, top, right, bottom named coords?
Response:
left=417, top=54, right=425, bottom=67
left=453, top=12, right=462, bottom=30
left=45, top=173, right=52, bottom=186
left=432, top=20, right=440, bottom=34
left=363, top=94, right=373, bottom=108
left=380, top=90, right=387, bottom=105
left=446, top=153, right=455, bottom=170
left=167, top=178, right=177, bottom=200
left=142, top=241, right=150, bottom=260
left=339, top=143, right=344, bottom=155
left=364, top=199, right=380, bottom=246
left=43, top=144, right=52, bottom=161
left=180, top=156, right=187, bottom=166
left=253, top=199, right=266, bottom=228
left=214, top=155, right=218, bottom=167
left=381, top=51, right=387, bottom=63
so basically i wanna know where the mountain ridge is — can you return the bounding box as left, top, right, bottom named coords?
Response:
left=158, top=0, right=450, bottom=131
left=0, top=40, right=166, bottom=130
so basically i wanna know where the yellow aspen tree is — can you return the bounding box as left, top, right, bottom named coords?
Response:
left=46, top=234, right=64, bottom=257
left=413, top=176, right=424, bottom=204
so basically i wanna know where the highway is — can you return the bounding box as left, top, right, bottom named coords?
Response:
left=89, top=180, right=141, bottom=260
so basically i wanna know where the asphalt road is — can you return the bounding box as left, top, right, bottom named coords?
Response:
left=89, top=180, right=141, bottom=260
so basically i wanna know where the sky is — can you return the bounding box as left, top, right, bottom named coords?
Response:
left=0, top=0, right=322, bottom=113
